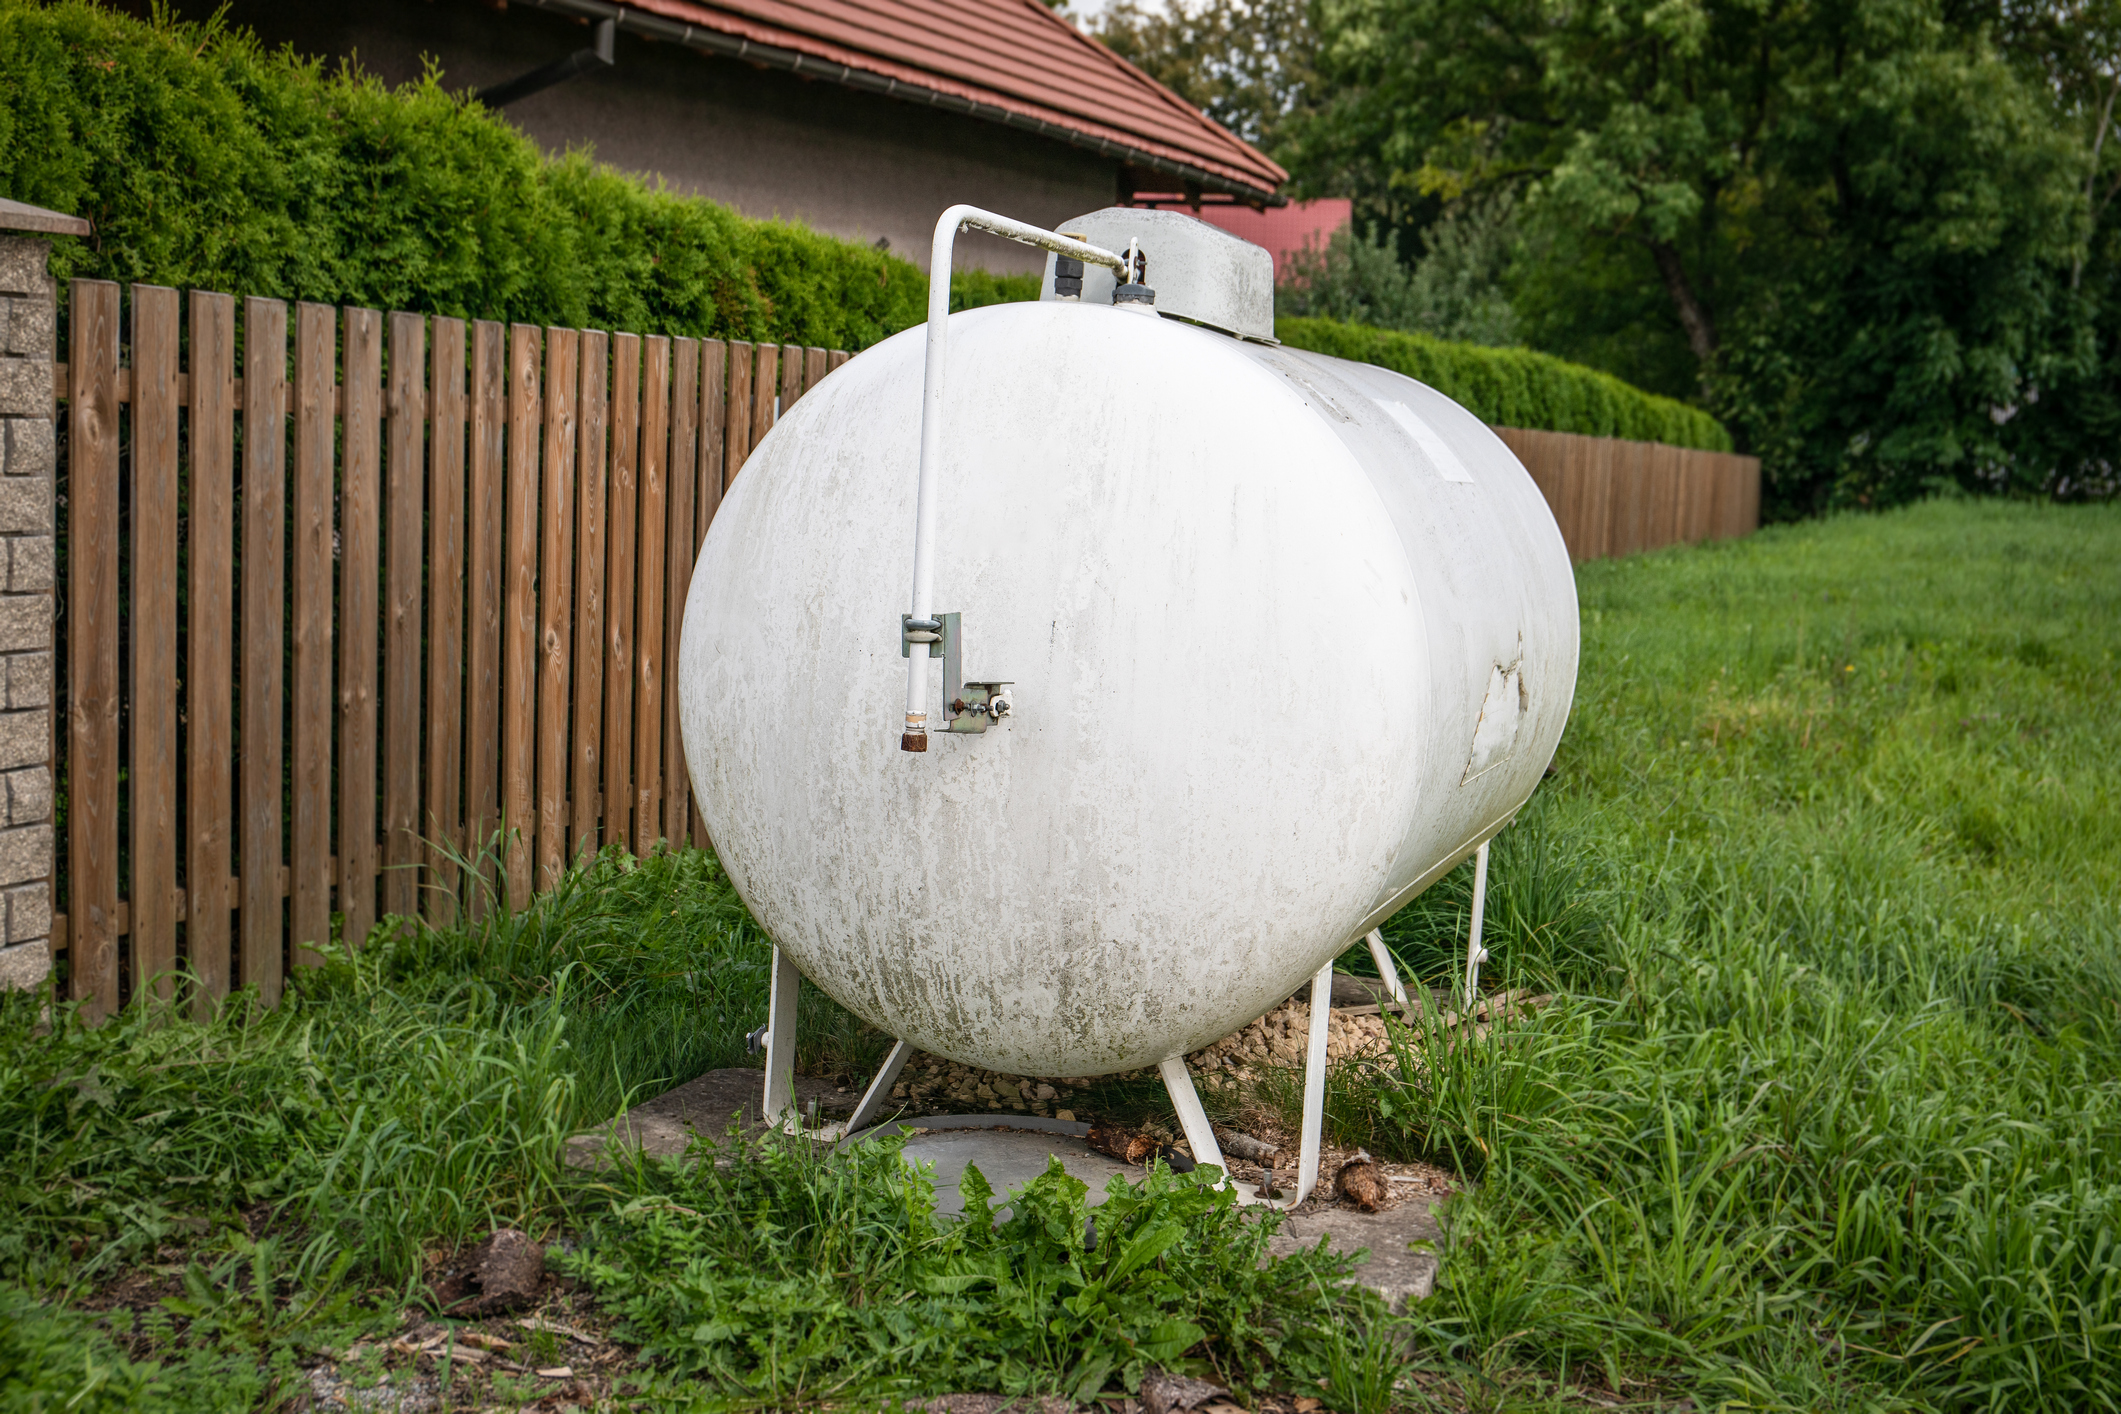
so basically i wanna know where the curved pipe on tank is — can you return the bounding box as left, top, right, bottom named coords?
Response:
left=900, top=206, right=1129, bottom=753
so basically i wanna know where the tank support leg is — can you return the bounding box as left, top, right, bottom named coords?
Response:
left=762, top=947, right=802, bottom=1128
left=1365, top=929, right=1412, bottom=1017
left=1289, top=957, right=1335, bottom=1208
left=1157, top=1057, right=1227, bottom=1184
left=1463, top=840, right=1492, bottom=1011
left=845, top=1039, right=915, bottom=1136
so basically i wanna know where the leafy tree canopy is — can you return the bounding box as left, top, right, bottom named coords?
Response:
left=1105, top=0, right=2121, bottom=512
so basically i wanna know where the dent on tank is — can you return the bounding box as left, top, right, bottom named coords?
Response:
left=677, top=203, right=1579, bottom=1208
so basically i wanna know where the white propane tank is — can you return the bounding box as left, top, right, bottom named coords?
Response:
left=679, top=208, right=1578, bottom=1081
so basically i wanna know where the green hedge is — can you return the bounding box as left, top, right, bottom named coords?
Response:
left=0, top=0, right=933, bottom=349
left=1276, top=317, right=1734, bottom=452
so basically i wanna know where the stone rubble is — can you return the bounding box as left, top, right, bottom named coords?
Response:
left=888, top=998, right=1402, bottom=1119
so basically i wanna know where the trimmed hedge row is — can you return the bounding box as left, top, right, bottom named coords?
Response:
left=0, top=0, right=929, bottom=349
left=1276, top=317, right=1734, bottom=452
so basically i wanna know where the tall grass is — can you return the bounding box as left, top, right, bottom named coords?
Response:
left=2, top=497, right=2115, bottom=1411
left=1341, top=499, right=2121, bottom=1409
left=0, top=846, right=889, bottom=1295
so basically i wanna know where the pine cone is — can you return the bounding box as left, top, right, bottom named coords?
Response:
left=1336, top=1150, right=1387, bottom=1211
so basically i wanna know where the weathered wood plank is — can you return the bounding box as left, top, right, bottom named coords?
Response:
left=690, top=340, right=726, bottom=853
left=663, top=338, right=697, bottom=846
left=750, top=343, right=778, bottom=454
left=289, top=303, right=336, bottom=968
left=698, top=341, right=727, bottom=539
left=777, top=340, right=802, bottom=422
left=827, top=350, right=850, bottom=374
left=571, top=331, right=609, bottom=864
left=502, top=325, right=542, bottom=908
left=67, top=280, right=120, bottom=1016
left=466, top=322, right=506, bottom=907
left=337, top=308, right=382, bottom=950
left=536, top=329, right=579, bottom=891
left=803, top=346, right=828, bottom=403
left=634, top=337, right=670, bottom=850
left=723, top=341, right=752, bottom=489
left=425, top=317, right=467, bottom=919
left=130, top=285, right=180, bottom=1002
left=240, top=296, right=288, bottom=1004
left=603, top=334, right=640, bottom=855
left=186, top=290, right=236, bottom=1016
left=382, top=313, right=427, bottom=922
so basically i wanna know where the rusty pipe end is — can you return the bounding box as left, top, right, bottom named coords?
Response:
left=900, top=731, right=928, bottom=753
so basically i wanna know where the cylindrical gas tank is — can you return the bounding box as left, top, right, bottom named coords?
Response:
left=679, top=213, right=1577, bottom=1080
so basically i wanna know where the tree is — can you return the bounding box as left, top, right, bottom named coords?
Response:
left=1291, top=0, right=2089, bottom=511
left=1091, top=0, right=1319, bottom=153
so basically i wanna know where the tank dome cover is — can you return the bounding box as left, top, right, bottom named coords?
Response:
left=1039, top=207, right=1276, bottom=343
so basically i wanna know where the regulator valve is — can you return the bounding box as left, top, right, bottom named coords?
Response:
left=900, top=611, right=1014, bottom=736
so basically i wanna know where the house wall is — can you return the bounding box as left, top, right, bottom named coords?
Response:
left=143, top=0, right=1122, bottom=275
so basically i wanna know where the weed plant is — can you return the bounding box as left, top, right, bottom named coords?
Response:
left=564, top=1139, right=1365, bottom=1405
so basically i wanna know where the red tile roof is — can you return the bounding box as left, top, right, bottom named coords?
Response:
left=589, top=0, right=1287, bottom=200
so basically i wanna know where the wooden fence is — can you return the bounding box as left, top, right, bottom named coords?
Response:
left=55, top=280, right=844, bottom=1018
left=49, top=282, right=1757, bottom=1019
left=1494, top=426, right=1759, bottom=561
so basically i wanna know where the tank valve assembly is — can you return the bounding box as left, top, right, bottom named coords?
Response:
left=903, top=611, right=1013, bottom=738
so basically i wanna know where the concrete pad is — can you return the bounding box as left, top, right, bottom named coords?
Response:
left=892, top=1127, right=1137, bottom=1218
left=564, top=1067, right=856, bottom=1168
left=1266, top=1199, right=1444, bottom=1311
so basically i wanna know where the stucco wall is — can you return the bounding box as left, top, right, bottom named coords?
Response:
left=146, top=0, right=1121, bottom=275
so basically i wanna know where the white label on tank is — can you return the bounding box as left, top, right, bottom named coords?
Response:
left=1380, top=400, right=1475, bottom=483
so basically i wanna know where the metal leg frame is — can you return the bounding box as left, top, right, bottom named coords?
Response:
left=1289, top=957, right=1333, bottom=1208
left=1463, top=840, right=1491, bottom=1011
left=1364, top=928, right=1412, bottom=1015
left=845, top=1039, right=915, bottom=1135
left=761, top=946, right=802, bottom=1129
left=1157, top=1057, right=1227, bottom=1182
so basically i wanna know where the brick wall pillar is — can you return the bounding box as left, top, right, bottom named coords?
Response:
left=0, top=202, right=87, bottom=997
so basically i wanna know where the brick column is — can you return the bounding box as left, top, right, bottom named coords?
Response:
left=0, top=201, right=87, bottom=996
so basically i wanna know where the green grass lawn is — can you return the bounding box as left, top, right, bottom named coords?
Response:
left=2, top=497, right=2116, bottom=1412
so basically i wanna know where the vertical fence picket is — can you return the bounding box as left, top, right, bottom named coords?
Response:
left=240, top=296, right=287, bottom=1004
left=603, top=335, right=639, bottom=856
left=425, top=318, right=467, bottom=917
left=699, top=341, right=727, bottom=537
left=502, top=326, right=542, bottom=908
left=536, top=330, right=579, bottom=891
left=572, top=332, right=609, bottom=863
left=724, top=342, right=753, bottom=488
left=664, top=339, right=698, bottom=846
left=828, top=350, right=850, bottom=374
left=338, top=310, right=382, bottom=950
left=186, top=291, right=236, bottom=1015
left=750, top=344, right=777, bottom=454
left=634, top=337, right=670, bottom=850
left=130, top=286, right=180, bottom=1002
left=466, top=322, right=505, bottom=904
left=382, top=314, right=427, bottom=922
left=691, top=341, right=725, bottom=852
left=803, top=346, right=828, bottom=401
left=66, top=280, right=119, bottom=1016
left=777, top=342, right=802, bottom=421
left=290, top=303, right=336, bottom=968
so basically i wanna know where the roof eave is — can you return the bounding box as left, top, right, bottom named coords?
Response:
left=512, top=0, right=1287, bottom=205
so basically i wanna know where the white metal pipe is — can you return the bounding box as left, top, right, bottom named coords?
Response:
left=900, top=206, right=1126, bottom=751
left=1464, top=840, right=1491, bottom=1009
